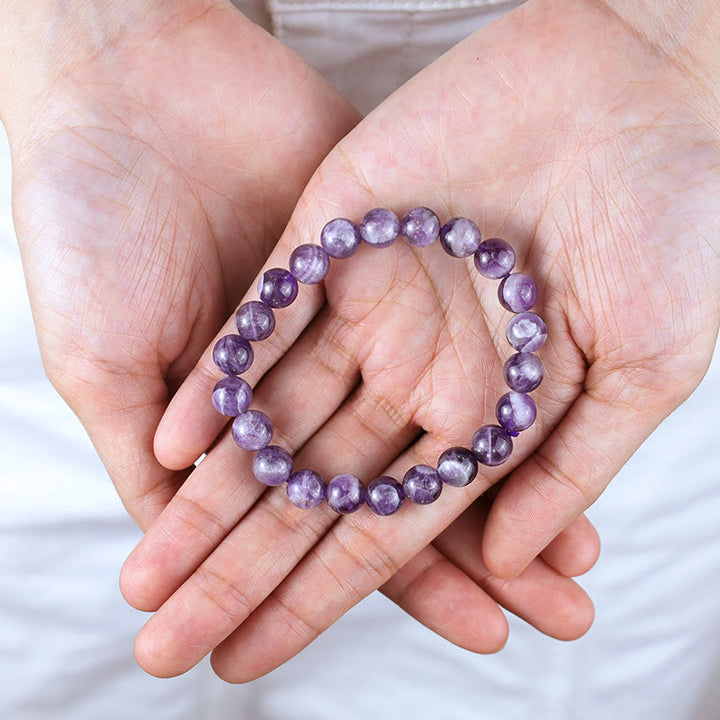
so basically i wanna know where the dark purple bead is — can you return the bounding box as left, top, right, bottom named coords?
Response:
left=437, top=447, right=478, bottom=487
left=400, top=206, right=440, bottom=247
left=471, top=425, right=513, bottom=466
left=320, top=218, right=361, bottom=259
left=326, top=474, right=366, bottom=514
left=360, top=208, right=399, bottom=248
left=506, top=312, right=547, bottom=352
left=496, top=392, right=537, bottom=435
left=402, top=465, right=443, bottom=505
left=211, top=376, right=253, bottom=417
left=253, top=446, right=293, bottom=487
left=366, top=476, right=404, bottom=516
left=439, top=217, right=482, bottom=258
left=498, top=273, right=538, bottom=313
left=286, top=469, right=326, bottom=509
left=235, top=301, right=275, bottom=341
left=503, top=352, right=544, bottom=393
left=213, top=334, right=254, bottom=375
left=474, top=238, right=516, bottom=279
left=231, top=409, right=273, bottom=451
left=258, top=268, right=298, bottom=308
left=289, top=244, right=330, bottom=284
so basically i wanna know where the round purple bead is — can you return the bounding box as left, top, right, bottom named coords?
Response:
left=326, top=474, right=366, bottom=514
left=320, top=218, right=361, bottom=259
left=506, top=312, right=548, bottom=352
left=496, top=392, right=537, bottom=435
left=400, top=206, right=440, bottom=247
left=498, top=273, right=538, bottom=313
left=360, top=208, right=399, bottom=248
left=366, top=476, right=405, bottom=516
left=258, top=268, right=298, bottom=309
left=231, top=409, right=273, bottom=451
left=503, top=352, right=544, bottom=393
left=286, top=469, right=326, bottom=509
left=439, top=217, right=482, bottom=258
left=402, top=465, right=443, bottom=505
left=474, top=238, right=516, bottom=279
left=253, top=445, right=293, bottom=487
left=211, top=376, right=252, bottom=417
left=213, top=334, right=253, bottom=375
left=290, top=244, right=330, bottom=284
left=471, top=424, right=513, bottom=466
left=235, top=301, right=275, bottom=341
left=437, top=447, right=479, bottom=487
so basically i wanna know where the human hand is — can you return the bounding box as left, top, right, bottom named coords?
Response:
left=1, top=0, right=358, bottom=530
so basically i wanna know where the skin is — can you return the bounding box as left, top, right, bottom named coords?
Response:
left=1, top=0, right=598, bottom=680
left=121, top=0, right=720, bottom=681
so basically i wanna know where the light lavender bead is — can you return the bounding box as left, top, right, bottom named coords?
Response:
left=437, top=447, right=478, bottom=487
left=290, top=244, right=330, bottom=284
left=366, top=476, right=404, bottom=516
left=213, top=334, right=253, bottom=375
left=326, top=474, right=366, bottom=514
left=232, top=409, right=273, bottom=451
left=400, top=206, right=440, bottom=247
left=439, top=217, right=482, bottom=258
left=212, top=376, right=252, bottom=417
left=258, top=268, right=298, bottom=308
left=235, top=301, right=275, bottom=341
left=286, top=469, right=326, bottom=509
left=321, top=218, right=361, bottom=259
left=253, top=446, right=293, bottom=487
left=506, top=312, right=548, bottom=352
left=360, top=208, right=400, bottom=248
left=474, top=238, right=516, bottom=279
left=402, top=465, right=442, bottom=505
left=496, top=392, right=537, bottom=435
left=498, top=273, right=538, bottom=313
left=503, top=352, right=544, bottom=393
left=471, top=424, right=513, bottom=466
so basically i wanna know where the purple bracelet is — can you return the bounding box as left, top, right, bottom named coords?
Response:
left=211, top=207, right=546, bottom=516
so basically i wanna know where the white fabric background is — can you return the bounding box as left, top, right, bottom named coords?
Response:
left=1, top=0, right=720, bottom=717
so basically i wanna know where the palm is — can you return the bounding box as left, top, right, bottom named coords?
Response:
left=9, top=2, right=357, bottom=529
left=125, top=0, right=718, bottom=680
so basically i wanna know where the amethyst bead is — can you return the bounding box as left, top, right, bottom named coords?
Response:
left=402, top=465, right=443, bottom=505
left=258, top=268, right=298, bottom=308
left=506, top=312, right=548, bottom=352
left=231, top=409, right=273, bottom=451
left=437, top=447, right=478, bottom=487
left=471, top=424, right=513, bottom=466
left=326, top=474, right=366, bottom=514
left=253, top=446, right=293, bottom=487
left=400, top=206, right=440, bottom=247
left=286, top=469, right=326, bottom=509
left=290, top=244, right=330, bottom=284
left=235, top=301, right=275, bottom=341
left=211, top=376, right=253, bottom=417
left=360, top=208, right=400, bottom=248
left=474, top=238, right=516, bottom=279
left=498, top=273, right=538, bottom=313
left=503, top=352, right=544, bottom=393
left=439, top=217, right=482, bottom=258
left=213, top=334, right=253, bottom=375
left=366, top=476, right=405, bottom=516
left=496, top=392, right=537, bottom=435
left=321, top=218, right=361, bottom=259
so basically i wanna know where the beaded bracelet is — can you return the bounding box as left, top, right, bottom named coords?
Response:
left=211, top=207, right=546, bottom=516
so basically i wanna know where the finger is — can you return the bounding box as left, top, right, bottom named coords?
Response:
left=483, top=365, right=680, bottom=579
left=540, top=512, right=600, bottom=577
left=433, top=499, right=595, bottom=641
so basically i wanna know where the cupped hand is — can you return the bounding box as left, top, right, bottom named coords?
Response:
left=5, top=0, right=358, bottom=530
left=121, top=0, right=720, bottom=681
